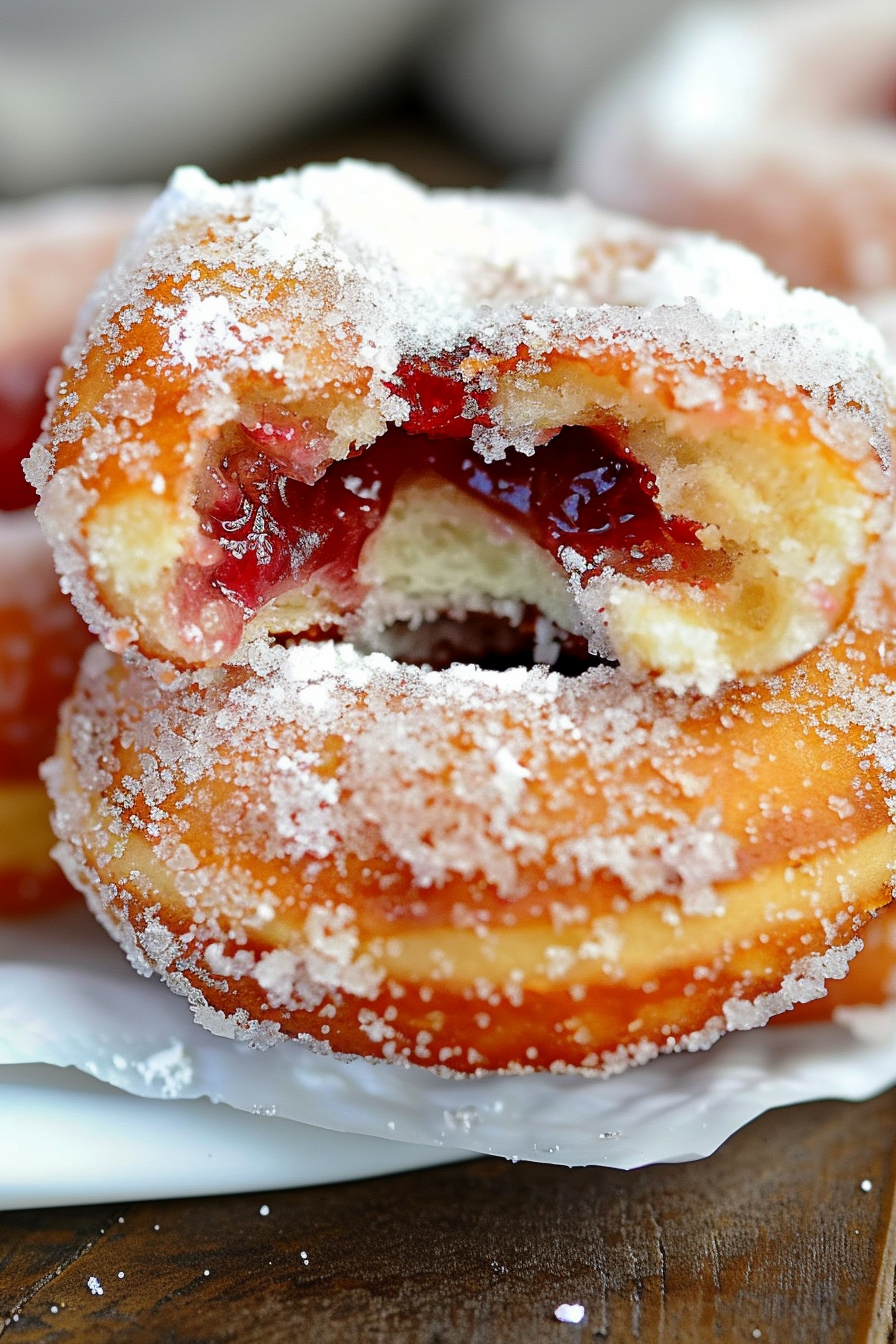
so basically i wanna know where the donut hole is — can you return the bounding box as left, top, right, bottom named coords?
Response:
left=348, top=611, right=597, bottom=675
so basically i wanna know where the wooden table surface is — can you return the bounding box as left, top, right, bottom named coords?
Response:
left=3, top=1087, right=896, bottom=1343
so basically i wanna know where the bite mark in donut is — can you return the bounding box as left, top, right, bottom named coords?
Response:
left=197, top=412, right=717, bottom=641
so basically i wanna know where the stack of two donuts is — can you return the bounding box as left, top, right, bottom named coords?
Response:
left=33, top=161, right=896, bottom=1074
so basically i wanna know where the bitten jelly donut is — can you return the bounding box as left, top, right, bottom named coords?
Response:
left=0, top=190, right=148, bottom=915
left=29, top=163, right=894, bottom=695
left=563, top=0, right=896, bottom=297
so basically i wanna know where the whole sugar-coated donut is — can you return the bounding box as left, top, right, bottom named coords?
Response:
left=35, top=163, right=896, bottom=1070
left=563, top=0, right=896, bottom=298
left=49, top=596, right=896, bottom=1074
left=0, top=191, right=148, bottom=915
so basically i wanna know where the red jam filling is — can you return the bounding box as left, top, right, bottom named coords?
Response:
left=0, top=359, right=51, bottom=512
left=388, top=355, right=491, bottom=439
left=194, top=351, right=720, bottom=639
left=201, top=421, right=712, bottom=622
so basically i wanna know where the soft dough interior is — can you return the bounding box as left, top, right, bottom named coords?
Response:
left=355, top=474, right=581, bottom=644
left=242, top=472, right=585, bottom=666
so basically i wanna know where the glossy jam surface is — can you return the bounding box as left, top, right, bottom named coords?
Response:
left=387, top=355, right=491, bottom=439
left=0, top=360, right=50, bottom=511
left=435, top=424, right=705, bottom=576
left=197, top=353, right=716, bottom=629
left=202, top=419, right=710, bottom=621
left=202, top=430, right=392, bottom=615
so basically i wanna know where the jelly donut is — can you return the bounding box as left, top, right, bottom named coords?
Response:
left=29, top=163, right=894, bottom=696
left=47, top=598, right=896, bottom=1074
left=0, top=190, right=148, bottom=915
left=562, top=0, right=896, bottom=297
left=0, top=516, right=89, bottom=913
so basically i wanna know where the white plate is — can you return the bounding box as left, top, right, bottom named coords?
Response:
left=0, top=1063, right=467, bottom=1211
left=1, top=907, right=468, bottom=1210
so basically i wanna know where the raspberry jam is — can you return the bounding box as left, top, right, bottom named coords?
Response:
left=202, top=420, right=711, bottom=620
left=200, top=432, right=393, bottom=615
left=387, top=355, right=491, bottom=439
left=0, top=359, right=50, bottom=511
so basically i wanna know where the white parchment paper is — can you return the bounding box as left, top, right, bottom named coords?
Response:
left=4, top=903, right=896, bottom=1171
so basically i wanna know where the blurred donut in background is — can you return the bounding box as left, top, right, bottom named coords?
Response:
left=561, top=0, right=896, bottom=298
left=0, top=190, right=148, bottom=914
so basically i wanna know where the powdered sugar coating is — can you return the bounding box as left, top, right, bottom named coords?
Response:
left=56, top=162, right=893, bottom=423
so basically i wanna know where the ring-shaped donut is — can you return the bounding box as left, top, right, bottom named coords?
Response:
left=48, top=598, right=896, bottom=1073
